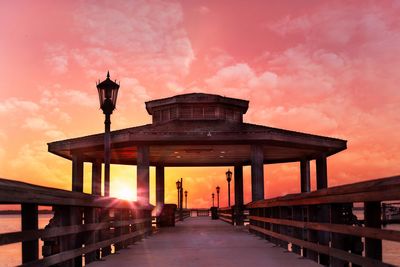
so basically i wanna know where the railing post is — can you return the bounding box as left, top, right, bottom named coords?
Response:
left=114, top=209, right=123, bottom=251
left=306, top=205, right=318, bottom=262
left=71, top=207, right=83, bottom=267
left=122, top=209, right=130, bottom=248
left=100, top=208, right=112, bottom=258
left=84, top=207, right=97, bottom=264
left=364, top=201, right=382, bottom=260
left=292, top=206, right=302, bottom=255
left=21, top=203, right=38, bottom=264
left=55, top=206, right=74, bottom=267
left=318, top=204, right=330, bottom=265
left=330, top=204, right=349, bottom=267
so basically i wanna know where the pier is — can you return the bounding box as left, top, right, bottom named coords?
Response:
left=0, top=93, right=399, bottom=266
left=91, top=217, right=319, bottom=267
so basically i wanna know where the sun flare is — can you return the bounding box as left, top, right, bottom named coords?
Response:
left=114, top=186, right=135, bottom=201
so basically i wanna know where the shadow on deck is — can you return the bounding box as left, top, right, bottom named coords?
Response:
left=92, top=217, right=319, bottom=267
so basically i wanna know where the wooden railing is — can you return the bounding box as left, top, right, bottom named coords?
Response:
left=174, top=209, right=191, bottom=222
left=0, top=178, right=153, bottom=267
left=217, top=206, right=249, bottom=225
left=218, top=207, right=234, bottom=225
left=193, top=209, right=210, bottom=217
left=246, top=175, right=400, bottom=267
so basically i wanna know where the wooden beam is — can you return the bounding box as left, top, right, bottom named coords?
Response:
left=0, top=178, right=155, bottom=209
left=249, top=225, right=394, bottom=267
left=246, top=176, right=400, bottom=209
left=22, top=228, right=152, bottom=267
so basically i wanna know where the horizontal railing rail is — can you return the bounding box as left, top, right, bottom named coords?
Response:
left=175, top=209, right=191, bottom=222
left=0, top=178, right=153, bottom=267
left=218, top=206, right=234, bottom=225
left=245, top=175, right=400, bottom=267
left=193, top=209, right=210, bottom=217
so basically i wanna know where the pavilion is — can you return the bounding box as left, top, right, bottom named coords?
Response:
left=48, top=93, right=346, bottom=224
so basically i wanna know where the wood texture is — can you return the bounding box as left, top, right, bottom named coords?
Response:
left=249, top=225, right=394, bottom=267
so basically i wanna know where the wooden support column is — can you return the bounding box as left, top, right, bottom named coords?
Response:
left=251, top=145, right=264, bottom=201
left=156, top=165, right=165, bottom=217
left=364, top=201, right=382, bottom=260
left=137, top=145, right=150, bottom=204
left=300, top=159, right=310, bottom=192
left=71, top=154, right=84, bottom=266
left=92, top=160, right=102, bottom=196
left=72, top=154, right=84, bottom=192
left=234, top=165, right=244, bottom=225
left=21, top=204, right=38, bottom=264
left=316, top=156, right=327, bottom=190
left=316, top=155, right=329, bottom=265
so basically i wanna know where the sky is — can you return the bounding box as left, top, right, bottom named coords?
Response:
left=0, top=0, right=399, bottom=208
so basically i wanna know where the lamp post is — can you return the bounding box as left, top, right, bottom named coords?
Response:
left=212, top=193, right=215, bottom=207
left=216, top=186, right=220, bottom=208
left=96, top=71, right=120, bottom=197
left=226, top=169, right=232, bottom=207
left=180, top=178, right=183, bottom=212
left=184, top=190, right=188, bottom=209
left=176, top=180, right=181, bottom=209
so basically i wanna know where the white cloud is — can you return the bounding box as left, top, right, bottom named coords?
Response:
left=63, top=90, right=97, bottom=108
left=70, top=0, right=195, bottom=80
left=45, top=44, right=69, bottom=74
left=45, top=129, right=67, bottom=140
left=0, top=98, right=39, bottom=114
left=23, top=117, right=53, bottom=130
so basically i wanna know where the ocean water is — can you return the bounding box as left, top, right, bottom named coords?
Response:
left=0, top=215, right=398, bottom=266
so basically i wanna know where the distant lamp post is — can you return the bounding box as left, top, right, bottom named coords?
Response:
left=226, top=169, right=232, bottom=207
left=179, top=178, right=183, bottom=212
left=212, top=193, right=215, bottom=207
left=216, top=186, right=220, bottom=208
left=184, top=190, right=188, bottom=209
left=96, top=71, right=120, bottom=197
left=176, top=180, right=181, bottom=209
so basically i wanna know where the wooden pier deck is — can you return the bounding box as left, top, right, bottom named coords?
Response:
left=92, top=217, right=319, bottom=267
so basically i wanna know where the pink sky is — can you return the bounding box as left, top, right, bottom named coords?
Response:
left=0, top=0, right=399, bottom=207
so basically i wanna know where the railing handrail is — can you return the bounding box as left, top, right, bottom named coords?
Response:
left=0, top=178, right=153, bottom=210
left=218, top=206, right=234, bottom=211
left=245, top=175, right=400, bottom=267
left=0, top=178, right=154, bottom=266
left=246, top=175, right=400, bottom=208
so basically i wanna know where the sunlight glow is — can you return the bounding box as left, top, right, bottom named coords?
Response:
left=113, top=184, right=135, bottom=201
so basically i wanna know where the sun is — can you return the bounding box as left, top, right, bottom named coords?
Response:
left=114, top=185, right=135, bottom=201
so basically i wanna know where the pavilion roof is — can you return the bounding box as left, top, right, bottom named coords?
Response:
left=48, top=120, right=346, bottom=166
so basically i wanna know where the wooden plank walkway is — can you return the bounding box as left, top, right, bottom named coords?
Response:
left=92, top=217, right=320, bottom=267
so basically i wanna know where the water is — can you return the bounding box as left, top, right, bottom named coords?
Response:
left=0, top=215, right=398, bottom=266
left=0, top=214, right=52, bottom=267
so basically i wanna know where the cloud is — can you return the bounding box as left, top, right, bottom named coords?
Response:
left=70, top=0, right=195, bottom=82
left=0, top=98, right=39, bottom=114
left=9, top=142, right=70, bottom=189
left=23, top=117, right=53, bottom=130
left=45, top=44, right=69, bottom=74
left=198, top=6, right=210, bottom=15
